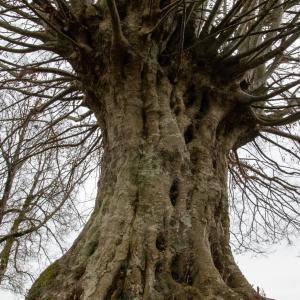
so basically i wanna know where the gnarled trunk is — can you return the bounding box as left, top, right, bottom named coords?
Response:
left=27, top=48, right=259, bottom=300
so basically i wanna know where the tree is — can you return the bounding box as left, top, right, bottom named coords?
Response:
left=0, top=0, right=300, bottom=299
left=0, top=53, right=100, bottom=291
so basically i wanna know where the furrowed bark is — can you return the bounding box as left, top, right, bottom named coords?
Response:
left=27, top=43, right=260, bottom=299
left=24, top=1, right=266, bottom=299
left=1, top=0, right=299, bottom=298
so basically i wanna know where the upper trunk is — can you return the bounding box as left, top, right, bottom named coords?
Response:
left=27, top=43, right=260, bottom=299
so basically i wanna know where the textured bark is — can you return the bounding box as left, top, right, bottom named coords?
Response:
left=27, top=52, right=261, bottom=299
left=26, top=3, right=262, bottom=298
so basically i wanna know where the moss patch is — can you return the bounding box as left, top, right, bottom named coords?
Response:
left=27, top=260, right=60, bottom=300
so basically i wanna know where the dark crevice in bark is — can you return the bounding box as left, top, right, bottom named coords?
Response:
left=210, top=243, right=224, bottom=276
left=141, top=63, right=148, bottom=139
left=170, top=253, right=194, bottom=285
left=73, top=265, right=86, bottom=280
left=189, top=150, right=198, bottom=175
left=170, top=97, right=182, bottom=116
left=204, top=205, right=208, bottom=214
left=170, top=95, right=176, bottom=110
left=169, top=179, right=179, bottom=206
left=133, top=190, right=140, bottom=215
left=156, top=232, right=167, bottom=251
left=154, top=261, right=169, bottom=294
left=120, top=51, right=132, bottom=78
left=104, top=261, right=128, bottom=300
left=86, top=239, right=99, bottom=257
left=116, top=2, right=128, bottom=21
left=240, top=79, right=250, bottom=91
left=184, top=124, right=194, bottom=144
left=214, top=199, right=223, bottom=220
left=186, top=190, right=193, bottom=210
left=142, top=105, right=148, bottom=138
left=159, top=0, right=171, bottom=9
left=212, top=158, right=217, bottom=170
left=170, top=254, right=182, bottom=283
left=184, top=84, right=197, bottom=108
left=70, top=285, right=84, bottom=300
left=140, top=259, right=146, bottom=297
left=154, top=262, right=163, bottom=287
left=174, top=106, right=181, bottom=116
left=170, top=87, right=183, bottom=117
left=168, top=69, right=179, bottom=84
left=196, top=89, right=210, bottom=120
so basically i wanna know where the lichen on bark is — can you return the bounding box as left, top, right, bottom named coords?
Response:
left=27, top=60, right=261, bottom=299
left=25, top=1, right=266, bottom=299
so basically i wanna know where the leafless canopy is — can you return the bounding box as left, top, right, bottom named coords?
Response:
left=0, top=0, right=299, bottom=293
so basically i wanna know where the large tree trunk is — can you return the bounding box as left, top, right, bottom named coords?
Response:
left=27, top=39, right=260, bottom=300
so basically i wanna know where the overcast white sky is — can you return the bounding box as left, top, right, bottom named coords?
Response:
left=0, top=240, right=299, bottom=300
left=237, top=241, right=300, bottom=300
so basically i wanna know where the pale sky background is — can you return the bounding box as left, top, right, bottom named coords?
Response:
left=0, top=240, right=299, bottom=300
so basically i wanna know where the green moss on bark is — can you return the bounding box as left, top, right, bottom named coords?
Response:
left=27, top=261, right=60, bottom=300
